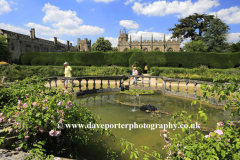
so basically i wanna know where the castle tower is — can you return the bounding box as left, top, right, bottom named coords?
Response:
left=164, top=34, right=166, bottom=52
left=118, top=28, right=128, bottom=42
left=151, top=34, right=153, bottom=51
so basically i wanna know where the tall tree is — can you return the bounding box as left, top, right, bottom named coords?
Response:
left=112, top=47, right=118, bottom=51
left=0, top=35, right=13, bottom=62
left=201, top=17, right=230, bottom=52
left=91, top=37, right=112, bottom=52
left=168, top=13, right=215, bottom=42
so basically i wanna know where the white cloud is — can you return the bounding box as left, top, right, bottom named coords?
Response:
left=208, top=6, right=240, bottom=24
left=124, top=0, right=135, bottom=5
left=76, top=0, right=84, bottom=3
left=93, top=0, right=115, bottom=3
left=19, top=3, right=106, bottom=37
left=13, top=8, right=17, bottom=10
left=0, top=0, right=12, bottom=15
left=10, top=1, right=17, bottom=5
left=144, top=29, right=148, bottom=31
left=105, top=37, right=118, bottom=47
left=92, top=8, right=94, bottom=11
left=119, top=20, right=139, bottom=29
left=132, top=0, right=219, bottom=18
left=226, top=33, right=240, bottom=43
left=149, top=27, right=153, bottom=30
left=0, top=23, right=29, bottom=35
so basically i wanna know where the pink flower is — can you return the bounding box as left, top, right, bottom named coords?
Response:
left=16, top=122, right=20, bottom=125
left=209, top=132, right=212, bottom=136
left=59, top=119, right=63, bottom=123
left=165, top=140, right=169, bottom=143
left=39, top=128, right=44, bottom=133
left=163, top=134, right=167, bottom=138
left=16, top=147, right=21, bottom=151
left=8, top=118, right=12, bottom=123
left=43, top=106, right=47, bottom=110
left=215, top=129, right=223, bottom=136
left=18, top=100, right=22, bottom=105
left=204, top=135, right=210, bottom=138
left=57, top=101, right=63, bottom=106
left=227, top=144, right=229, bottom=146
left=228, top=140, right=230, bottom=142
left=18, top=126, right=21, bottom=129
left=55, top=131, right=61, bottom=136
left=8, top=128, right=13, bottom=132
left=17, top=106, right=21, bottom=110
left=42, top=99, right=47, bottom=103
left=0, top=113, right=3, bottom=117
left=65, top=105, right=69, bottom=108
left=23, top=103, right=28, bottom=107
left=32, top=102, right=38, bottom=106
left=49, top=130, right=55, bottom=136
left=25, top=136, right=29, bottom=139
left=0, top=118, right=2, bottom=123
left=34, top=126, right=38, bottom=129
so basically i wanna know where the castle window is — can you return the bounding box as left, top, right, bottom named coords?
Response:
left=11, top=43, right=15, bottom=50
left=25, top=44, right=31, bottom=52
left=34, top=45, right=39, bottom=52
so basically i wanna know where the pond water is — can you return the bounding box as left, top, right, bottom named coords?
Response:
left=74, top=91, right=239, bottom=159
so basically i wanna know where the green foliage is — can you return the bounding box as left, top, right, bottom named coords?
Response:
left=0, top=76, right=117, bottom=159
left=112, top=47, right=118, bottom=51
left=91, top=37, right=113, bottom=52
left=0, top=35, right=13, bottom=62
left=182, top=40, right=208, bottom=52
left=159, top=74, right=240, bottom=159
left=120, top=89, right=154, bottom=95
left=168, top=13, right=215, bottom=42
left=128, top=48, right=143, bottom=52
left=201, top=17, right=230, bottom=52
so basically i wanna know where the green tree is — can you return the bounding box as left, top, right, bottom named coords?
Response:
left=57, top=40, right=61, bottom=43
left=91, top=37, right=112, bottom=52
left=128, top=48, right=143, bottom=52
left=112, top=47, right=118, bottom=51
left=227, top=36, right=240, bottom=52
left=0, top=35, right=13, bottom=62
left=201, top=17, right=230, bottom=52
left=168, top=13, right=215, bottom=42
left=182, top=40, right=208, bottom=52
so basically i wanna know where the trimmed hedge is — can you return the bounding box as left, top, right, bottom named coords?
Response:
left=20, top=51, right=240, bottom=69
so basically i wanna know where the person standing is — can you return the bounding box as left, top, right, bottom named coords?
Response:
left=63, top=62, right=75, bottom=89
left=133, top=67, right=138, bottom=85
left=132, top=65, right=135, bottom=85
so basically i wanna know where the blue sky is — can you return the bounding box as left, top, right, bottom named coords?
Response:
left=0, top=0, right=240, bottom=48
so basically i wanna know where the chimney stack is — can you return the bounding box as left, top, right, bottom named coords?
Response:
left=70, top=43, right=72, bottom=47
left=54, top=37, right=57, bottom=46
left=30, top=30, right=32, bottom=38
left=31, top=28, right=35, bottom=39
left=67, top=40, right=69, bottom=49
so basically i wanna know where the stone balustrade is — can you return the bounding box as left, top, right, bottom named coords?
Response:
left=3, top=75, right=239, bottom=106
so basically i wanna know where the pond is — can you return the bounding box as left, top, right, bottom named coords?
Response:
left=74, top=91, right=239, bottom=159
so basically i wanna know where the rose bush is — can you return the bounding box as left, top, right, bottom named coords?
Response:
left=0, top=76, right=117, bottom=159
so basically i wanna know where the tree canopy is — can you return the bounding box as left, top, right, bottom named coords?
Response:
left=0, top=35, right=13, bottom=62
left=91, top=37, right=113, bottom=52
left=168, top=13, right=215, bottom=42
left=201, top=17, right=230, bottom=52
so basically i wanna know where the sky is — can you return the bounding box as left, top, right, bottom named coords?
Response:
left=0, top=0, right=240, bottom=48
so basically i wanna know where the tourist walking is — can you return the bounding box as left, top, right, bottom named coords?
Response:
left=63, top=62, right=75, bottom=89
left=133, top=67, right=138, bottom=85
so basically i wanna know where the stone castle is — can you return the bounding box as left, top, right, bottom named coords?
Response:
left=0, top=28, right=91, bottom=64
left=118, top=28, right=180, bottom=52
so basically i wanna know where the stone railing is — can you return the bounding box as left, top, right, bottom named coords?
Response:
left=3, top=75, right=239, bottom=106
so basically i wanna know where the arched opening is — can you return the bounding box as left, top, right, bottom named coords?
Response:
left=143, top=48, right=148, bottom=52
left=124, top=48, right=128, bottom=52
left=167, top=47, right=173, bottom=52
left=155, top=47, right=160, bottom=51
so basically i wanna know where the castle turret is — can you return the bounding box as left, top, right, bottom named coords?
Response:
left=129, top=35, right=131, bottom=48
